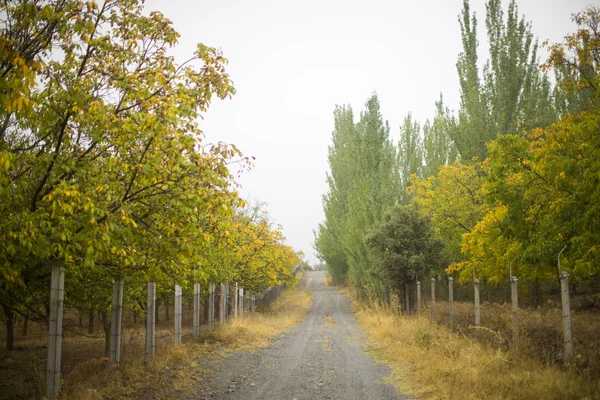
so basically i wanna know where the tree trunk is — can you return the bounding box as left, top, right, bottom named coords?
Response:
left=203, top=296, right=209, bottom=325
left=3, top=306, right=14, bottom=351
left=133, top=309, right=137, bottom=324
left=165, top=298, right=170, bottom=321
left=155, top=300, right=160, bottom=322
left=101, top=311, right=110, bottom=357
left=88, top=310, right=94, bottom=334
left=21, top=315, right=28, bottom=337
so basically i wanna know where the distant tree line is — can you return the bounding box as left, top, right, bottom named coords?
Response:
left=315, top=0, right=600, bottom=304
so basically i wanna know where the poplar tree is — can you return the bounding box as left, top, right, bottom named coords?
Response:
left=316, top=94, right=400, bottom=294
left=453, top=0, right=556, bottom=161
left=422, top=95, right=458, bottom=178
left=343, top=94, right=399, bottom=292
left=398, top=113, right=423, bottom=192
left=314, top=105, right=355, bottom=284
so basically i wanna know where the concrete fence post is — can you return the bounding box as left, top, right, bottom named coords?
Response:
left=511, top=276, right=519, bottom=346
left=174, top=284, right=182, bottom=344
left=245, top=290, right=250, bottom=313
left=219, top=283, right=226, bottom=326
left=46, top=267, right=65, bottom=399
left=448, top=277, right=454, bottom=327
left=193, top=283, right=200, bottom=339
left=405, top=284, right=410, bottom=314
left=560, top=272, right=573, bottom=362
left=416, top=281, right=422, bottom=316
left=238, top=287, right=244, bottom=318
left=109, top=280, right=124, bottom=364
left=430, top=278, right=436, bottom=322
left=225, top=283, right=230, bottom=322
left=252, top=292, right=256, bottom=313
left=474, top=279, right=481, bottom=331
left=146, top=282, right=156, bottom=358
left=208, top=283, right=215, bottom=331
left=233, top=282, right=239, bottom=318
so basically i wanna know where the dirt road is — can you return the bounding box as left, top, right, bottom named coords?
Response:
left=194, top=271, right=411, bottom=400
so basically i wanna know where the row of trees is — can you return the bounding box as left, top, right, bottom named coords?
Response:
left=0, top=0, right=300, bottom=350
left=316, top=0, right=600, bottom=303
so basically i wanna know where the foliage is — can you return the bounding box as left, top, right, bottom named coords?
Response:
left=451, top=7, right=600, bottom=285
left=315, top=94, right=401, bottom=293
left=458, top=106, right=600, bottom=283
left=314, top=105, right=354, bottom=285
left=543, top=7, right=600, bottom=114
left=317, top=3, right=600, bottom=304
left=0, top=0, right=298, bottom=350
left=366, top=204, right=443, bottom=289
left=409, top=162, right=486, bottom=268
left=224, top=205, right=299, bottom=291
left=422, top=95, right=458, bottom=178
left=398, top=113, right=423, bottom=191
left=453, top=0, right=556, bottom=161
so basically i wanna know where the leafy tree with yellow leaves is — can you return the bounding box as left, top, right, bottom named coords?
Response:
left=453, top=7, right=600, bottom=293
left=0, top=0, right=296, bottom=350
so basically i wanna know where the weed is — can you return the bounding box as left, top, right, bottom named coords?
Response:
left=25, top=359, right=45, bottom=398
left=415, top=329, right=433, bottom=347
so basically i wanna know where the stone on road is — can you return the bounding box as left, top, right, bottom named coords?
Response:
left=195, top=271, right=413, bottom=400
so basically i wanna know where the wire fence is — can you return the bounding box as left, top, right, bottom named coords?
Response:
left=0, top=279, right=287, bottom=400
left=390, top=275, right=600, bottom=380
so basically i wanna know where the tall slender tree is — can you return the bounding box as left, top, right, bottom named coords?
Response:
left=453, top=0, right=556, bottom=161
left=316, top=94, right=400, bottom=294
left=314, top=105, right=355, bottom=284
left=422, top=95, right=458, bottom=178
left=398, top=113, right=423, bottom=192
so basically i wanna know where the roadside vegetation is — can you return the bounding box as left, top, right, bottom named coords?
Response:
left=316, top=0, right=600, bottom=308
left=350, top=293, right=600, bottom=400
left=0, top=0, right=302, bottom=357
left=316, top=0, right=600, bottom=391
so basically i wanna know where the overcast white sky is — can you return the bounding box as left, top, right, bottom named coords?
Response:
left=145, top=0, right=593, bottom=265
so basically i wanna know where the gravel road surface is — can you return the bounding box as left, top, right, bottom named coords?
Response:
left=194, top=271, right=412, bottom=400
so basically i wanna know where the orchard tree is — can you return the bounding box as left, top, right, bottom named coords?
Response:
left=408, top=162, right=486, bottom=267
left=455, top=7, right=600, bottom=287
left=0, top=0, right=247, bottom=349
left=544, top=7, right=600, bottom=114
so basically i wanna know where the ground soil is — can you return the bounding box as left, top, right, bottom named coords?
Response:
left=192, top=271, right=412, bottom=400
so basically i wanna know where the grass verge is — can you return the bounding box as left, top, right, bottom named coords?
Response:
left=351, top=295, right=600, bottom=400
left=60, top=288, right=312, bottom=400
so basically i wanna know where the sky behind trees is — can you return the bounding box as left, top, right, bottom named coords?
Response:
left=144, top=0, right=592, bottom=264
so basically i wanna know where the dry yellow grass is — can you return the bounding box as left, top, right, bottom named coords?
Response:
left=351, top=295, right=600, bottom=400
left=435, top=300, right=600, bottom=374
left=60, top=288, right=312, bottom=400
left=214, top=288, right=312, bottom=350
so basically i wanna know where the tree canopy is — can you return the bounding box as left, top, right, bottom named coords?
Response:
left=0, top=0, right=300, bottom=349
left=316, top=1, right=600, bottom=303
